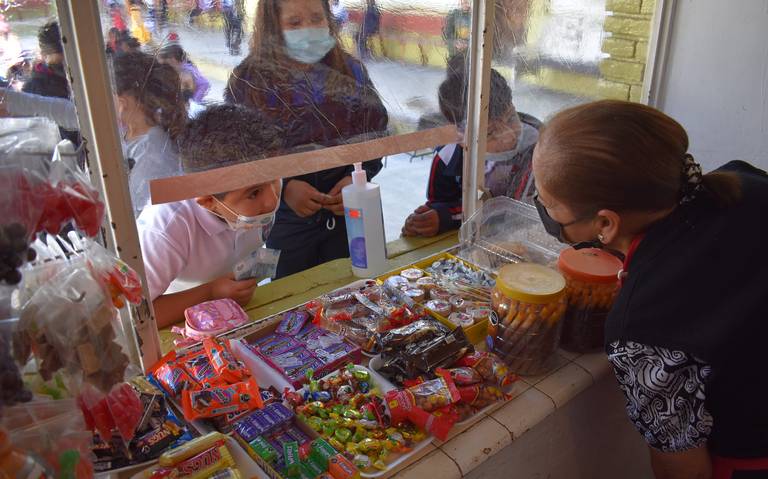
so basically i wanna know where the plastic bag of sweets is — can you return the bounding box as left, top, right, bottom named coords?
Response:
left=455, top=351, right=517, bottom=389
left=13, top=265, right=132, bottom=393
left=385, top=369, right=460, bottom=422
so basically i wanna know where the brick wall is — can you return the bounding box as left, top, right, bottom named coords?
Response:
left=600, top=0, right=655, bottom=101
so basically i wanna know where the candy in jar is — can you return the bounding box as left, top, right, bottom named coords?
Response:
left=488, top=263, right=566, bottom=376
left=557, top=247, right=622, bottom=353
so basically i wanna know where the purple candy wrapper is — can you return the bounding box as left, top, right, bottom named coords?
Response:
left=284, top=359, right=323, bottom=380
left=253, top=335, right=301, bottom=356
left=313, top=341, right=354, bottom=364
left=285, top=426, right=310, bottom=445
left=272, top=347, right=315, bottom=370
left=234, top=415, right=265, bottom=443
left=265, top=403, right=294, bottom=423
left=276, top=310, right=310, bottom=336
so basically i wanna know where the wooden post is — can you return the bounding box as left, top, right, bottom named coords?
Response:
left=55, top=0, right=162, bottom=370
left=462, top=0, right=495, bottom=221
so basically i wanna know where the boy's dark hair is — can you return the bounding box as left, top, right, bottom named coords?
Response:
left=178, top=104, right=283, bottom=173
left=38, top=21, right=64, bottom=55
left=438, top=53, right=513, bottom=125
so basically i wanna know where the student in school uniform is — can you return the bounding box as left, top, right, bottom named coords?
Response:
left=137, top=104, right=283, bottom=328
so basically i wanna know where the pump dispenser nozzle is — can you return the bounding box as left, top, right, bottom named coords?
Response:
left=352, top=162, right=366, bottom=187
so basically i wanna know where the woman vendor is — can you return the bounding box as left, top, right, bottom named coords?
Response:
left=531, top=100, right=768, bottom=479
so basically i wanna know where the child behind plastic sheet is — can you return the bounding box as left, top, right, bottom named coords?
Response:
left=137, top=104, right=284, bottom=329
left=402, top=54, right=541, bottom=237
left=225, top=0, right=388, bottom=279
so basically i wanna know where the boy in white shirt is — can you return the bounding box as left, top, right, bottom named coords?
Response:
left=138, top=104, right=283, bottom=328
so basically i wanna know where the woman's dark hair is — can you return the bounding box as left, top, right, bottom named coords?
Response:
left=438, top=53, right=513, bottom=125
left=536, top=100, right=741, bottom=216
left=38, top=21, right=63, bottom=55
left=177, top=104, right=283, bottom=173
left=247, top=0, right=352, bottom=77
left=158, top=44, right=190, bottom=65
left=113, top=51, right=187, bottom=139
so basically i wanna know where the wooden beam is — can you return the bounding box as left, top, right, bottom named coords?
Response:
left=150, top=125, right=458, bottom=204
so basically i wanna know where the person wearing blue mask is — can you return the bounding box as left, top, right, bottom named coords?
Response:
left=225, top=0, right=388, bottom=279
left=138, top=104, right=284, bottom=328
left=402, top=54, right=540, bottom=237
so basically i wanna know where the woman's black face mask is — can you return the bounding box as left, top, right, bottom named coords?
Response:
left=533, top=194, right=604, bottom=250
left=533, top=194, right=571, bottom=243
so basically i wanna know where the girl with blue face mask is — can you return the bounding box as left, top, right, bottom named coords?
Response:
left=226, top=0, right=389, bottom=279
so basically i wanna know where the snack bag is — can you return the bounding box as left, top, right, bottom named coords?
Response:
left=385, top=369, right=460, bottom=423
left=203, top=337, right=247, bottom=384
left=457, top=385, right=508, bottom=408
left=180, top=349, right=218, bottom=389
left=85, top=240, right=143, bottom=309
left=149, top=350, right=200, bottom=398
left=455, top=351, right=517, bottom=388
left=14, top=264, right=132, bottom=393
left=47, top=141, right=105, bottom=237
left=181, top=378, right=263, bottom=421
left=442, top=367, right=483, bottom=386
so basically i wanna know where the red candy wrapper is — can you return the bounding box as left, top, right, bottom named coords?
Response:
left=203, top=337, right=247, bottom=384
left=182, top=378, right=264, bottom=421
left=455, top=351, right=517, bottom=388
left=149, top=350, right=200, bottom=398
left=385, top=369, right=460, bottom=424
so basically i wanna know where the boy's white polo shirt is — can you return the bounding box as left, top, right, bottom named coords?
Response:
left=137, top=199, right=264, bottom=300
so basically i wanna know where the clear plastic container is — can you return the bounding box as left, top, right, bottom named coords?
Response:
left=457, top=197, right=565, bottom=274
left=488, top=263, right=566, bottom=376
left=557, top=248, right=622, bottom=353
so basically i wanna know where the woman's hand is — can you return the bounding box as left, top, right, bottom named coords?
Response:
left=324, top=176, right=353, bottom=216
left=284, top=179, right=329, bottom=217
left=402, top=205, right=440, bottom=237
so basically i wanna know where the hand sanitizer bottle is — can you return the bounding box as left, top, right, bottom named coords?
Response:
left=342, top=163, right=387, bottom=277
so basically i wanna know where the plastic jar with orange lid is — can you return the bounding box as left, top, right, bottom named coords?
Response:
left=488, top=263, right=567, bottom=376
left=557, top=247, right=622, bottom=353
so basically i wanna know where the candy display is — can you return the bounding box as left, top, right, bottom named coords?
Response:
left=557, top=248, right=622, bottom=353
left=376, top=320, right=474, bottom=386
left=488, top=263, right=567, bottom=376
left=247, top=320, right=360, bottom=389
left=318, top=280, right=431, bottom=353
left=287, top=365, right=429, bottom=473
left=424, top=258, right=495, bottom=289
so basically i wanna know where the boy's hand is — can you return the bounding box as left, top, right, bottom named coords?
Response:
left=284, top=179, right=329, bottom=217
left=402, top=205, right=440, bottom=237
left=210, top=274, right=258, bottom=306
left=324, top=176, right=353, bottom=216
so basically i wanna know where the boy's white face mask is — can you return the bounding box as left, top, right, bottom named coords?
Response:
left=213, top=198, right=277, bottom=232
left=210, top=180, right=282, bottom=237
